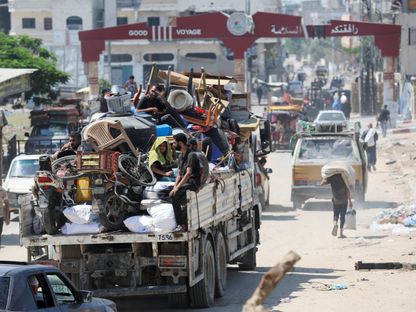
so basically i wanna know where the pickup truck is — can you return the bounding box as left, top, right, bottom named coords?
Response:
left=19, top=96, right=272, bottom=308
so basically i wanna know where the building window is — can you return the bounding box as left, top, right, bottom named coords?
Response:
left=44, top=18, right=52, bottom=30
left=185, top=53, right=217, bottom=60
left=22, top=18, right=35, bottom=29
left=116, top=0, right=141, bottom=9
left=143, top=53, right=174, bottom=62
left=104, top=54, right=133, bottom=63
left=66, top=16, right=83, bottom=30
left=409, top=28, right=416, bottom=46
left=117, top=17, right=128, bottom=25
left=147, top=16, right=160, bottom=26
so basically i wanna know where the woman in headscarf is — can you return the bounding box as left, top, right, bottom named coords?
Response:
left=148, top=137, right=176, bottom=181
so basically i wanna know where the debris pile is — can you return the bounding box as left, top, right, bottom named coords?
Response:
left=371, top=204, right=416, bottom=235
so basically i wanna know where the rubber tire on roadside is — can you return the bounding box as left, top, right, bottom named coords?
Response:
left=215, top=232, right=227, bottom=298
left=189, top=239, right=216, bottom=308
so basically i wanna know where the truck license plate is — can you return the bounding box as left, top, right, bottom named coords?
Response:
left=158, top=234, right=174, bottom=241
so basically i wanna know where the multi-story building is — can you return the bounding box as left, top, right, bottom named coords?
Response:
left=8, top=0, right=281, bottom=90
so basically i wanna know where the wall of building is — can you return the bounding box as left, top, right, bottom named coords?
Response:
left=397, top=13, right=416, bottom=77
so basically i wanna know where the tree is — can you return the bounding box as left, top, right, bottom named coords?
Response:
left=0, top=33, right=69, bottom=98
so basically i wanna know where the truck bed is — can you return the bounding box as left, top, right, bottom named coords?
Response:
left=20, top=169, right=253, bottom=247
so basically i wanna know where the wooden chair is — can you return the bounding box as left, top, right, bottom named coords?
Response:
left=83, top=120, right=138, bottom=156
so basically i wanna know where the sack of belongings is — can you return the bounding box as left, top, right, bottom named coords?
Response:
left=321, top=161, right=356, bottom=192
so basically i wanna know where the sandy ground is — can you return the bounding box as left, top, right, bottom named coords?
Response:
left=1, top=128, right=416, bottom=311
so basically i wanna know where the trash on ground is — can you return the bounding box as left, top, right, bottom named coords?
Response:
left=327, top=283, right=348, bottom=290
left=280, top=297, right=291, bottom=303
left=385, top=160, right=397, bottom=165
left=371, top=205, right=416, bottom=235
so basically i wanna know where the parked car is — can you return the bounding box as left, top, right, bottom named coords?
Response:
left=0, top=261, right=117, bottom=311
left=3, top=155, right=40, bottom=212
left=313, top=110, right=348, bottom=132
left=25, top=123, right=75, bottom=154
left=291, top=131, right=367, bottom=209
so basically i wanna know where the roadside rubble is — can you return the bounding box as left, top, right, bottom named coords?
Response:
left=370, top=204, right=416, bottom=235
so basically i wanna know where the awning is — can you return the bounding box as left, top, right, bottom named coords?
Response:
left=0, top=68, right=38, bottom=99
left=76, top=86, right=90, bottom=94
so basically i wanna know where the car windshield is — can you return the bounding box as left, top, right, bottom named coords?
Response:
left=0, top=277, right=10, bottom=310
left=31, top=125, right=69, bottom=137
left=289, top=83, right=302, bottom=92
left=9, top=159, right=39, bottom=178
left=317, top=112, right=345, bottom=121
left=298, top=138, right=358, bottom=161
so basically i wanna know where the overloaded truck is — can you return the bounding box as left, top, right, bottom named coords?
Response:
left=19, top=79, right=272, bottom=308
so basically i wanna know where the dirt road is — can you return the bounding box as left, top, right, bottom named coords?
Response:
left=2, top=134, right=416, bottom=311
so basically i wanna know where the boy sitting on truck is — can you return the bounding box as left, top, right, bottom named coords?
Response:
left=169, top=133, right=208, bottom=231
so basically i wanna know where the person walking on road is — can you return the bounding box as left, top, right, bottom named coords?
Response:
left=377, top=105, right=390, bottom=138
left=321, top=174, right=352, bottom=238
left=0, top=186, right=10, bottom=247
left=362, top=123, right=378, bottom=171
left=256, top=84, right=263, bottom=105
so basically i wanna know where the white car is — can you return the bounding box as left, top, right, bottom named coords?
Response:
left=314, top=110, right=348, bottom=132
left=4, top=154, right=40, bottom=211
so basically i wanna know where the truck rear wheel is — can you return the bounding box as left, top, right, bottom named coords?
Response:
left=189, top=239, right=216, bottom=308
left=215, top=232, right=227, bottom=298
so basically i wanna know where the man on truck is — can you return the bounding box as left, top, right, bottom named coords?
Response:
left=170, top=133, right=207, bottom=231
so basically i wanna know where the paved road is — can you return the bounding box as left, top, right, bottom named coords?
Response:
left=3, top=144, right=416, bottom=311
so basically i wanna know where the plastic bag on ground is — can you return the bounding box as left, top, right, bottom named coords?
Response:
left=345, top=209, right=356, bottom=230
left=123, top=215, right=154, bottom=233
left=61, top=222, right=103, bottom=235
left=147, top=203, right=177, bottom=232
left=63, top=204, right=93, bottom=225
left=321, top=161, right=356, bottom=192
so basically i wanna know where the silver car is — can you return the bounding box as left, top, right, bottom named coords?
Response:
left=314, top=110, right=348, bottom=132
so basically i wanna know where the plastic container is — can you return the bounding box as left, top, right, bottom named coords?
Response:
left=75, top=177, right=92, bottom=203
left=156, top=124, right=173, bottom=137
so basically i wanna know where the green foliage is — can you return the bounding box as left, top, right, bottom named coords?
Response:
left=99, top=79, right=112, bottom=92
left=0, top=33, right=69, bottom=97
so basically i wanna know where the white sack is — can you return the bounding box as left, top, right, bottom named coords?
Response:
left=143, top=182, right=174, bottom=199
left=63, top=204, right=92, bottom=225
left=61, top=222, right=103, bottom=235
left=321, top=161, right=356, bottom=192
left=123, top=215, right=154, bottom=233
left=147, top=203, right=177, bottom=232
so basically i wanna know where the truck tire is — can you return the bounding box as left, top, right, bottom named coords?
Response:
left=168, top=290, right=189, bottom=308
left=238, top=246, right=257, bottom=271
left=40, top=192, right=61, bottom=235
left=189, top=239, right=216, bottom=308
left=215, top=232, right=227, bottom=298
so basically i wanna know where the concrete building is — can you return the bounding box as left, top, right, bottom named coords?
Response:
left=8, top=0, right=282, bottom=90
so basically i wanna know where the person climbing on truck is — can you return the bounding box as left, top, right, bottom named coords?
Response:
left=170, top=133, right=208, bottom=231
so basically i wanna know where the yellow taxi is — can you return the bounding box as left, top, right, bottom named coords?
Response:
left=291, top=131, right=367, bottom=209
